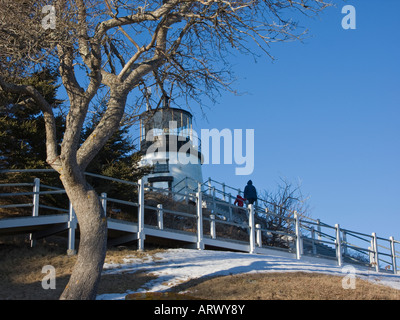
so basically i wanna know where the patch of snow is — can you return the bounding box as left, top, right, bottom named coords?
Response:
left=96, top=248, right=400, bottom=300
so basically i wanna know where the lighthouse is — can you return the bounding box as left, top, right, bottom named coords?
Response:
left=138, top=100, right=203, bottom=195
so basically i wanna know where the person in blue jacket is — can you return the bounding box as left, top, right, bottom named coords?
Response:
left=244, top=180, right=257, bottom=205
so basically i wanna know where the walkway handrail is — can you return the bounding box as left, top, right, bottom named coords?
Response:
left=205, top=176, right=320, bottom=224
left=1, top=168, right=399, bottom=274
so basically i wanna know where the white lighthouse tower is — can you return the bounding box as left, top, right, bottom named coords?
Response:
left=138, top=100, right=203, bottom=195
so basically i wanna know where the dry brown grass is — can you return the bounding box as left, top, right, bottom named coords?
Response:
left=173, top=272, right=400, bottom=300
left=0, top=236, right=159, bottom=300
left=1, top=236, right=400, bottom=300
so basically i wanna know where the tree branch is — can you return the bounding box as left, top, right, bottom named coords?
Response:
left=95, top=0, right=182, bottom=39
left=76, top=88, right=128, bottom=171
left=76, top=0, right=102, bottom=101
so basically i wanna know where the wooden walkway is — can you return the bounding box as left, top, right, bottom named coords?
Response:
left=0, top=213, right=295, bottom=261
left=1, top=169, right=399, bottom=273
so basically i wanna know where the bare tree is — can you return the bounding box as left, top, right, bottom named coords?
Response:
left=0, top=0, right=330, bottom=299
left=261, top=177, right=311, bottom=246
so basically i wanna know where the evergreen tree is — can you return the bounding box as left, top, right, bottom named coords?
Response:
left=0, top=70, right=150, bottom=185
left=83, top=108, right=152, bottom=201
left=0, top=70, right=150, bottom=202
left=0, top=69, right=63, bottom=170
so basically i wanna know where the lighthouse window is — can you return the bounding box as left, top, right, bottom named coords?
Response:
left=153, top=159, right=169, bottom=173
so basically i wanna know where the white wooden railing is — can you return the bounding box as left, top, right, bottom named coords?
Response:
left=1, top=169, right=399, bottom=274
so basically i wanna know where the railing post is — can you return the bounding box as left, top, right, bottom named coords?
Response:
left=210, top=214, right=216, bottom=239
left=369, top=240, right=374, bottom=266
left=342, top=230, right=348, bottom=256
left=101, top=192, right=107, bottom=217
left=222, top=183, right=226, bottom=201
left=29, top=178, right=40, bottom=247
left=294, top=211, right=301, bottom=260
left=335, top=224, right=342, bottom=267
left=248, top=204, right=256, bottom=254
left=228, top=193, right=233, bottom=221
left=157, top=204, right=164, bottom=230
left=196, top=183, right=204, bottom=250
left=390, top=236, right=397, bottom=274
left=32, top=177, right=40, bottom=217
left=311, top=226, right=317, bottom=255
left=255, top=224, right=262, bottom=247
left=67, top=201, right=77, bottom=255
left=208, top=177, right=212, bottom=195
left=212, top=186, right=216, bottom=213
left=137, top=179, right=145, bottom=251
left=316, top=219, right=321, bottom=241
left=184, top=178, right=188, bottom=204
left=372, top=232, right=379, bottom=272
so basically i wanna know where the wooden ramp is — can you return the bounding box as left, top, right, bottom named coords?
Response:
left=0, top=213, right=295, bottom=262
left=0, top=214, right=69, bottom=237
left=107, top=218, right=296, bottom=259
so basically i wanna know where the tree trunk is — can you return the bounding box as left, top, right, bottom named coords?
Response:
left=59, top=169, right=107, bottom=300
left=56, top=90, right=127, bottom=300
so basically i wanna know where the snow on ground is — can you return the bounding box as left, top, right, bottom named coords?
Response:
left=96, top=248, right=400, bottom=300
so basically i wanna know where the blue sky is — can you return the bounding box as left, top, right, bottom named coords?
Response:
left=55, top=1, right=398, bottom=245
left=188, top=0, right=400, bottom=241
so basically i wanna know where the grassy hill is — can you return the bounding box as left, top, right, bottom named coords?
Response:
left=1, top=236, right=399, bottom=300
